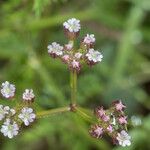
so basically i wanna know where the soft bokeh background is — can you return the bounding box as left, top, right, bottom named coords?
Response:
left=0, top=0, right=150, bottom=149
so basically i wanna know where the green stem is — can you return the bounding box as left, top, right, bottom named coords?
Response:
left=37, top=106, right=70, bottom=119
left=75, top=107, right=94, bottom=123
left=70, top=70, right=77, bottom=106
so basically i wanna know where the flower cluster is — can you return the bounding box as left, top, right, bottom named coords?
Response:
left=89, top=100, right=131, bottom=147
left=0, top=81, right=36, bottom=138
left=47, top=18, right=103, bottom=72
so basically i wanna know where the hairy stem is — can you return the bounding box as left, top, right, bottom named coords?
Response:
left=70, top=70, right=77, bottom=106
left=37, top=106, right=70, bottom=118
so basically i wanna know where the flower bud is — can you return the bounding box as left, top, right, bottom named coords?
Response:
left=22, top=89, right=35, bottom=104
left=89, top=124, right=103, bottom=138
left=82, top=34, right=95, bottom=48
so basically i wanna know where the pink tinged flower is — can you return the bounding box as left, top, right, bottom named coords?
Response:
left=115, top=100, right=126, bottom=112
left=71, top=60, right=80, bottom=71
left=118, top=116, right=127, bottom=125
left=48, top=42, right=63, bottom=57
left=86, top=49, right=103, bottom=63
left=75, top=52, right=82, bottom=59
left=102, top=114, right=110, bottom=122
left=65, top=42, right=73, bottom=51
left=89, top=125, right=103, bottom=138
left=22, top=89, right=35, bottom=102
left=107, top=125, right=113, bottom=133
left=95, top=107, right=105, bottom=118
left=1, top=81, right=15, bottom=99
left=62, top=55, right=70, bottom=63
left=116, top=130, right=131, bottom=147
left=0, top=119, right=19, bottom=138
left=63, top=18, right=81, bottom=33
left=83, top=34, right=95, bottom=44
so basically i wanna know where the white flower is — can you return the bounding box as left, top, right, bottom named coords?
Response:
left=116, top=130, right=131, bottom=147
left=86, top=49, right=103, bottom=63
left=63, top=18, right=81, bottom=32
left=1, top=119, right=19, bottom=138
left=48, top=42, right=63, bottom=56
left=83, top=34, right=95, bottom=44
left=18, top=107, right=36, bottom=126
left=23, top=89, right=35, bottom=101
left=0, top=105, right=10, bottom=120
left=75, top=52, right=82, bottom=59
left=1, top=81, right=15, bottom=98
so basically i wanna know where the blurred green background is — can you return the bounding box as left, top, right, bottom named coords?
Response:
left=0, top=0, right=150, bottom=149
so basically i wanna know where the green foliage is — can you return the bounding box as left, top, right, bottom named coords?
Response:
left=0, top=0, right=150, bottom=149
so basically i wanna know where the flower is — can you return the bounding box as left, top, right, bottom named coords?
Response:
left=114, top=100, right=126, bottom=112
left=70, top=60, right=80, bottom=72
left=1, top=81, right=16, bottom=98
left=65, top=42, right=73, bottom=51
left=107, top=125, right=113, bottom=133
left=75, top=52, right=82, bottom=59
left=118, top=116, right=127, bottom=125
left=86, top=49, right=103, bottom=63
left=95, top=106, right=105, bottom=118
left=22, top=89, right=35, bottom=102
left=116, top=130, right=131, bottom=147
left=18, top=107, right=36, bottom=126
left=102, top=114, right=110, bottom=122
left=48, top=42, right=63, bottom=57
left=63, top=18, right=80, bottom=33
left=0, top=105, right=10, bottom=120
left=89, top=125, right=103, bottom=138
left=62, top=55, right=70, bottom=63
left=83, top=34, right=95, bottom=44
left=1, top=119, right=19, bottom=138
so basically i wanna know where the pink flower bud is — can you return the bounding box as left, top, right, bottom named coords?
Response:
left=95, top=106, right=105, bottom=118
left=118, top=116, right=127, bottom=125
left=102, top=114, right=110, bottom=122
left=89, top=125, right=103, bottom=138
left=69, top=60, right=81, bottom=72
left=64, top=42, right=73, bottom=51
left=62, top=55, right=70, bottom=63
left=107, top=125, right=113, bottom=133
left=113, top=100, right=126, bottom=112
left=82, top=34, right=95, bottom=48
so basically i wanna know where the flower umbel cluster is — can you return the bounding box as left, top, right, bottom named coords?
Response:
left=89, top=100, right=131, bottom=147
left=0, top=81, right=36, bottom=138
left=48, top=18, right=103, bottom=72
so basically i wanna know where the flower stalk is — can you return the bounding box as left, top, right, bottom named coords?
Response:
left=37, top=106, right=70, bottom=118
left=70, top=70, right=77, bottom=107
